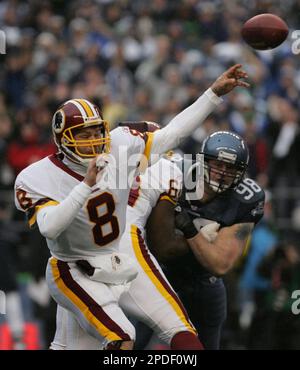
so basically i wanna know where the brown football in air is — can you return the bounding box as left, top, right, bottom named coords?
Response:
left=241, top=13, right=288, bottom=50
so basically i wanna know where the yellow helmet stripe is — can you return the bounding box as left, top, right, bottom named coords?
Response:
left=75, top=99, right=94, bottom=118
left=66, top=99, right=88, bottom=119
left=82, top=99, right=98, bottom=117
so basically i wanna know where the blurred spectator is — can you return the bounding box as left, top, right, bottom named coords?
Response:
left=105, top=45, right=134, bottom=104
left=238, top=191, right=278, bottom=332
left=267, top=97, right=300, bottom=225
left=7, top=123, right=55, bottom=177
left=248, top=240, right=300, bottom=349
left=4, top=48, right=27, bottom=109
left=0, top=111, right=14, bottom=189
left=0, top=201, right=24, bottom=349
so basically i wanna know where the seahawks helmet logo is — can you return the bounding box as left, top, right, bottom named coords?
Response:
left=52, top=110, right=65, bottom=133
left=251, top=201, right=264, bottom=216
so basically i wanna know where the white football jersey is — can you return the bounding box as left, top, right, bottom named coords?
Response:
left=15, top=127, right=152, bottom=261
left=122, top=156, right=183, bottom=239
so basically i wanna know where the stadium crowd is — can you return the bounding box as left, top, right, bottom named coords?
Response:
left=0, top=0, right=300, bottom=349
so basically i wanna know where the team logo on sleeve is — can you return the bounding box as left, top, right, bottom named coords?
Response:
left=52, top=110, right=65, bottom=133
left=251, top=201, right=264, bottom=216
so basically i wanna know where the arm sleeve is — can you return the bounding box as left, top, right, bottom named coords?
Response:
left=37, top=182, right=92, bottom=240
left=149, top=88, right=223, bottom=156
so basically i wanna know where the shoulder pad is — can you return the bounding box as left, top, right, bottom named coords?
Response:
left=233, top=178, right=265, bottom=224
left=234, top=178, right=265, bottom=204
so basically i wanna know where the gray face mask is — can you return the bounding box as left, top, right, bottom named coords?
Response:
left=204, top=161, right=244, bottom=194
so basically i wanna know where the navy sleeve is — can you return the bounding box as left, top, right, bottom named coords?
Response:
left=234, top=179, right=265, bottom=224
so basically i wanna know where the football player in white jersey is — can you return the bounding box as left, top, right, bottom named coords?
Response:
left=51, top=148, right=192, bottom=350
left=118, top=150, right=192, bottom=348
left=14, top=65, right=249, bottom=350
left=143, top=132, right=264, bottom=350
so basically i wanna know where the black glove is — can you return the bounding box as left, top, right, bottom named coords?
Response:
left=175, top=208, right=198, bottom=239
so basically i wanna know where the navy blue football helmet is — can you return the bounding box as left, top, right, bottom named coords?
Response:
left=200, top=131, right=249, bottom=193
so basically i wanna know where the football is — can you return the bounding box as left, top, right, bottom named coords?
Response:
left=241, top=13, right=288, bottom=50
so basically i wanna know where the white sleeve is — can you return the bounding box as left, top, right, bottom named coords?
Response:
left=143, top=158, right=183, bottom=206
left=150, top=88, right=222, bottom=155
left=37, top=182, right=92, bottom=240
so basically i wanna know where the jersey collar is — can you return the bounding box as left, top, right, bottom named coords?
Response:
left=48, top=153, right=85, bottom=181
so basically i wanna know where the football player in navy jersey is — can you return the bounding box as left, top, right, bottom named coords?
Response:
left=146, top=131, right=265, bottom=350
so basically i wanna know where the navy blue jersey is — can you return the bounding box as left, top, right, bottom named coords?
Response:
left=164, top=177, right=265, bottom=283
left=181, top=177, right=265, bottom=227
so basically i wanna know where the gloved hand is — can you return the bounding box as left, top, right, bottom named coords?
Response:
left=175, top=208, right=198, bottom=239
left=200, top=222, right=220, bottom=242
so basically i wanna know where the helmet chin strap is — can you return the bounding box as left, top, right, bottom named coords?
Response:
left=62, top=145, right=94, bottom=167
left=62, top=153, right=92, bottom=177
